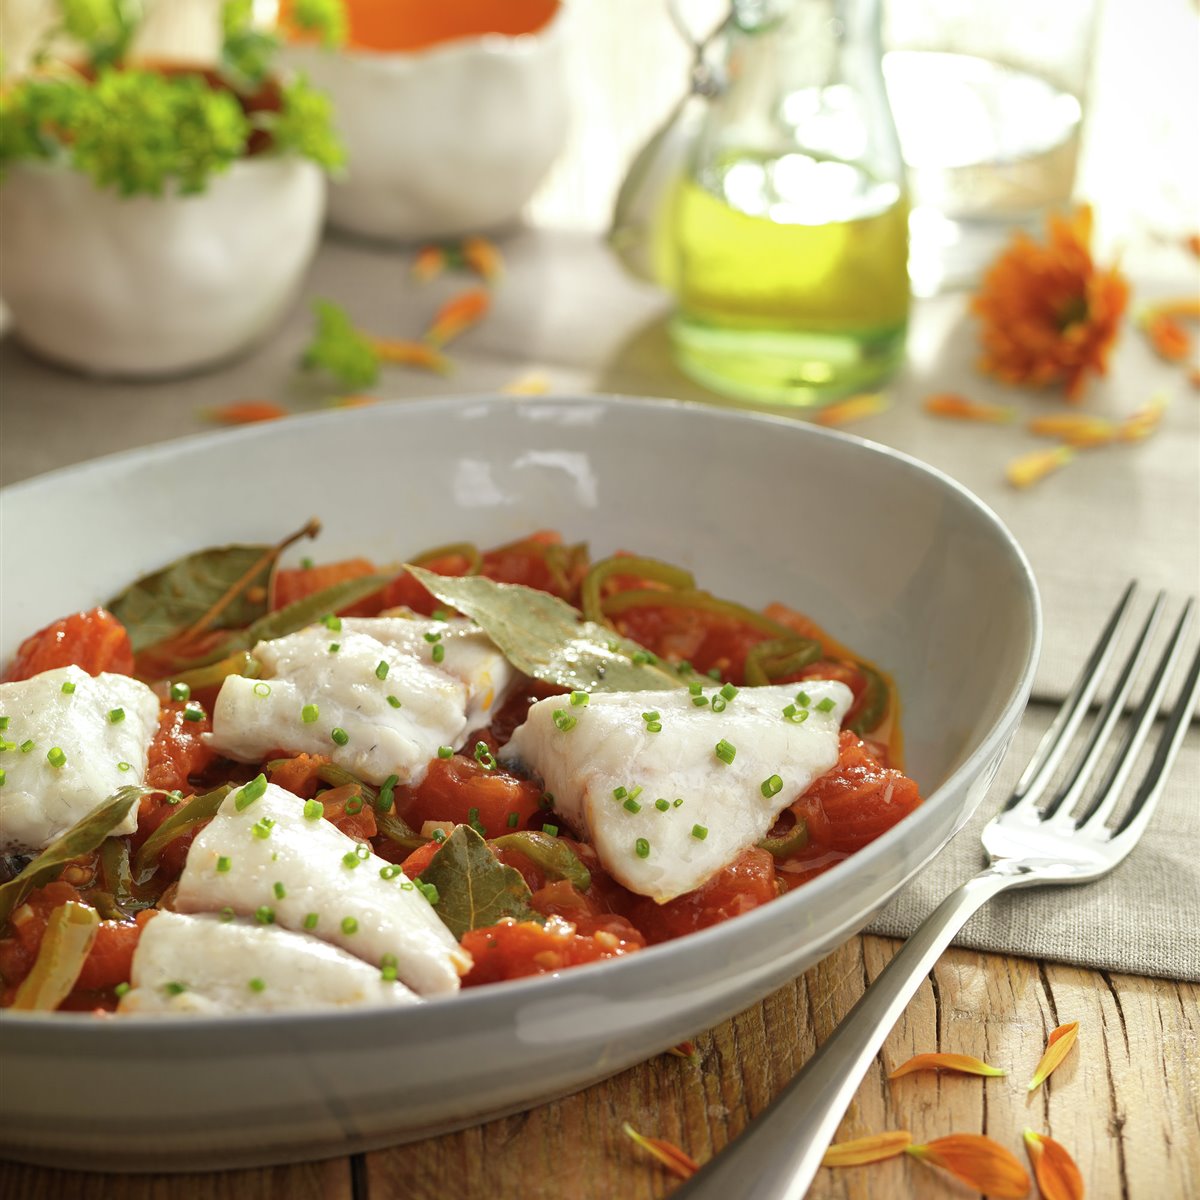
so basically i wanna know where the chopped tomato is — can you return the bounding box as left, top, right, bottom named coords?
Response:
left=611, top=605, right=767, bottom=681
left=266, top=753, right=333, bottom=799
left=74, top=912, right=154, bottom=991
left=395, top=754, right=544, bottom=839
left=0, top=881, right=83, bottom=994
left=461, top=915, right=641, bottom=986
left=3, top=607, right=134, bottom=681
left=318, top=784, right=378, bottom=841
left=791, top=730, right=921, bottom=855
left=271, top=557, right=384, bottom=616
left=530, top=880, right=646, bottom=946
left=377, top=554, right=473, bottom=615
left=400, top=839, right=442, bottom=877
left=478, top=531, right=587, bottom=601
left=626, top=848, right=779, bottom=945
left=144, top=701, right=216, bottom=793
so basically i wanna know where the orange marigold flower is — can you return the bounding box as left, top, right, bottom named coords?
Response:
left=971, top=205, right=1129, bottom=402
left=1024, top=1130, right=1085, bottom=1200
left=907, top=1133, right=1031, bottom=1198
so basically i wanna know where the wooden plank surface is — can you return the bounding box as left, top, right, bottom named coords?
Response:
left=4, top=936, right=1195, bottom=1199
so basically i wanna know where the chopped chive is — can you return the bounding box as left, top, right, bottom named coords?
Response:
left=303, top=912, right=319, bottom=930
left=641, top=711, right=660, bottom=722
left=631, top=650, right=655, bottom=666
left=782, top=704, right=809, bottom=724
left=714, top=739, right=736, bottom=765
left=707, top=668, right=722, bottom=680
left=322, top=613, right=342, bottom=631
left=673, top=798, right=684, bottom=808
left=328, top=642, right=340, bottom=654
left=437, top=745, right=453, bottom=759
left=252, top=817, right=275, bottom=839
left=60, top=681, right=76, bottom=695
left=613, top=786, right=628, bottom=801
left=235, top=774, right=268, bottom=811
left=163, top=982, right=187, bottom=996
left=219, top=906, right=235, bottom=922
left=341, top=916, right=359, bottom=934
left=432, top=643, right=445, bottom=664
left=570, top=690, right=590, bottom=707
left=622, top=798, right=642, bottom=814
left=300, top=556, right=314, bottom=569
left=654, top=798, right=669, bottom=812
left=815, top=696, right=836, bottom=713
left=0, top=718, right=6, bottom=731
left=506, top=812, right=520, bottom=828
left=20, top=740, right=34, bottom=753
left=355, top=842, right=369, bottom=861
left=47, top=746, right=66, bottom=768
left=432, top=828, right=447, bottom=844
left=645, top=721, right=662, bottom=733
left=380, top=865, right=402, bottom=880
left=423, top=630, right=442, bottom=643
left=0, top=769, right=5, bottom=787
left=254, top=906, right=274, bottom=925
left=249, top=977, right=266, bottom=993
left=387, top=695, right=402, bottom=709
left=113, top=982, right=130, bottom=998
left=170, top=682, right=191, bottom=702
left=540, top=792, right=556, bottom=810
left=342, top=851, right=360, bottom=868
left=692, top=695, right=710, bottom=708
left=381, top=963, right=398, bottom=983
left=761, top=774, right=784, bottom=798
left=375, top=660, right=389, bottom=680
left=416, top=881, right=439, bottom=906
left=720, top=683, right=738, bottom=701
left=252, top=682, right=271, bottom=698
left=273, top=881, right=286, bottom=899
left=552, top=709, right=577, bottom=732
left=331, top=727, right=350, bottom=746
left=377, top=774, right=398, bottom=813
left=182, top=703, right=205, bottom=722
left=474, top=741, right=497, bottom=770
left=301, top=703, right=320, bottom=723
left=108, top=707, right=125, bottom=723
left=217, top=856, right=232, bottom=873
left=431, top=608, right=449, bottom=621
left=688, top=682, right=703, bottom=696
left=542, top=823, right=559, bottom=837
left=796, top=691, right=811, bottom=707
left=711, top=696, right=727, bottom=713
left=634, top=837, right=651, bottom=859
left=115, top=759, right=131, bottom=769
left=345, top=796, right=363, bottom=815
left=628, top=785, right=643, bottom=801
left=303, top=799, right=324, bottom=820
left=691, top=824, right=709, bottom=841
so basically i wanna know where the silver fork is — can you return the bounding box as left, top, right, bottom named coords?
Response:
left=673, top=583, right=1200, bottom=1200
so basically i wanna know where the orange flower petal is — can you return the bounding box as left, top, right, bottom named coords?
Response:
left=425, top=287, right=491, bottom=347
left=1027, top=413, right=1118, bottom=447
left=1006, top=446, right=1075, bottom=489
left=1028, top=1021, right=1079, bottom=1091
left=367, top=337, right=452, bottom=375
left=1186, top=234, right=1200, bottom=258
left=1024, top=1130, right=1085, bottom=1200
left=888, top=1053, right=1007, bottom=1080
left=462, top=235, right=504, bottom=281
left=1188, top=366, right=1200, bottom=389
left=907, top=1133, right=1031, bottom=1198
left=621, top=1123, right=698, bottom=1180
left=813, top=393, right=890, bottom=427
left=412, top=245, right=446, bottom=282
left=204, top=400, right=290, bottom=425
left=1143, top=313, right=1192, bottom=362
left=1143, top=296, right=1200, bottom=321
left=665, top=1040, right=698, bottom=1060
left=822, top=1131, right=913, bottom=1166
left=501, top=371, right=551, bottom=395
left=923, top=393, right=1016, bottom=423
left=1118, top=394, right=1168, bottom=442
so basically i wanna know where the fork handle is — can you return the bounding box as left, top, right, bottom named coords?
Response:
left=671, top=865, right=1024, bottom=1200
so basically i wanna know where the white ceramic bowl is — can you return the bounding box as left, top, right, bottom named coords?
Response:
left=279, top=5, right=568, bottom=241
left=0, top=395, right=1039, bottom=1171
left=0, top=156, right=324, bottom=377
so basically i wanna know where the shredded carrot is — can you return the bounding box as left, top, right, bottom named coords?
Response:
left=813, top=393, right=890, bottom=427
left=425, top=288, right=490, bottom=347
left=923, top=392, right=1015, bottom=423
left=1006, top=446, right=1075, bottom=489
left=204, top=400, right=290, bottom=425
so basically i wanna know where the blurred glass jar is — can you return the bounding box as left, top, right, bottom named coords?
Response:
left=613, top=0, right=910, bottom=408
left=883, top=0, right=1098, bottom=294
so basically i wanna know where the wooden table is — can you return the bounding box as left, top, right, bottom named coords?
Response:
left=3, top=934, right=1196, bottom=1198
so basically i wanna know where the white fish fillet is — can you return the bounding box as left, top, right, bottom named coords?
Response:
left=118, top=911, right=422, bottom=1014
left=0, top=666, right=159, bottom=853
left=175, top=781, right=470, bottom=995
left=207, top=619, right=511, bottom=787
left=501, top=681, right=852, bottom=902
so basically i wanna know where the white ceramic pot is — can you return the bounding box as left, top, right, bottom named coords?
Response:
left=0, top=156, right=325, bottom=377
left=280, top=6, right=568, bottom=242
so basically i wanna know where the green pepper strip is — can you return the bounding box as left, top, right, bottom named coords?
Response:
left=96, top=839, right=135, bottom=918
left=132, top=785, right=232, bottom=881
left=9, top=901, right=100, bottom=1011
left=491, top=831, right=591, bottom=891
left=163, top=650, right=261, bottom=695
left=743, top=637, right=824, bottom=686
left=581, top=556, right=696, bottom=625
left=312, top=764, right=423, bottom=848
left=758, top=819, right=810, bottom=860
left=409, top=542, right=483, bottom=574
left=846, top=662, right=890, bottom=735
left=600, top=588, right=793, bottom=638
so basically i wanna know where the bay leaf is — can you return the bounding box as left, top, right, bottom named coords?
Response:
left=417, top=824, right=538, bottom=941
left=108, top=520, right=320, bottom=653
left=491, top=831, right=591, bottom=891
left=131, top=784, right=233, bottom=880
left=0, top=786, right=149, bottom=928
left=405, top=566, right=688, bottom=694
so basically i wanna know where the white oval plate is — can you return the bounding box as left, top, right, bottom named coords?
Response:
left=0, top=395, right=1040, bottom=1171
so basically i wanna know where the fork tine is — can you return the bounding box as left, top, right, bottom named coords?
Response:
left=1003, top=581, right=1138, bottom=813
left=1074, top=599, right=1194, bottom=833
left=1042, top=592, right=1167, bottom=823
left=1102, top=618, right=1200, bottom=851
